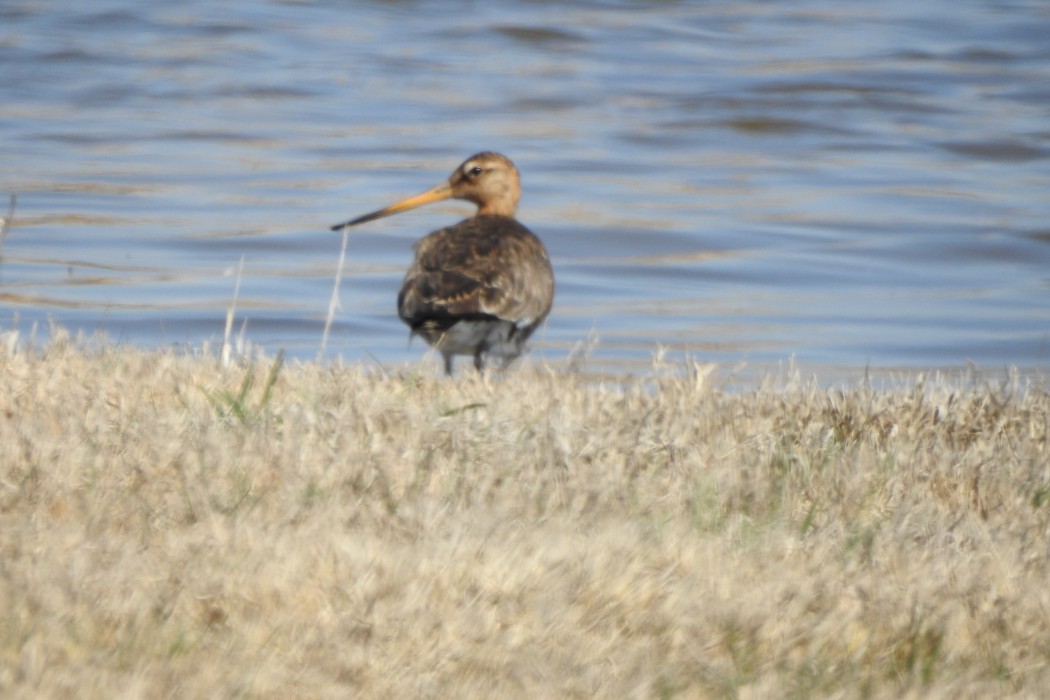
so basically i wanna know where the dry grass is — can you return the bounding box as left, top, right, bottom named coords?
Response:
left=1, top=333, right=1048, bottom=699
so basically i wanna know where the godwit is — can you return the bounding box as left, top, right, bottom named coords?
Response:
left=331, top=152, right=554, bottom=374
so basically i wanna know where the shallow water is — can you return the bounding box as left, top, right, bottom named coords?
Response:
left=2, top=1, right=1049, bottom=381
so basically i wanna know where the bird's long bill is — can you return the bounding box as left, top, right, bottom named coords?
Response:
left=330, top=181, right=454, bottom=231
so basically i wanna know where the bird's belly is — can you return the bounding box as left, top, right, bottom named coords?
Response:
left=422, top=319, right=527, bottom=361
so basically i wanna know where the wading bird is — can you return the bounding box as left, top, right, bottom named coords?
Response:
left=331, top=152, right=554, bottom=375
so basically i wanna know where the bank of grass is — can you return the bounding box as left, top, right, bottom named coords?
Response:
left=1, top=334, right=1048, bottom=698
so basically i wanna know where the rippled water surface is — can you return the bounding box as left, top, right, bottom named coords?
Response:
left=3, top=1, right=1049, bottom=380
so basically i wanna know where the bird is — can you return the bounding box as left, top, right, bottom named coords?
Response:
left=331, top=152, right=554, bottom=375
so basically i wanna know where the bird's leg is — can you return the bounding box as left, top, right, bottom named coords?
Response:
left=443, top=353, right=454, bottom=376
left=473, top=349, right=485, bottom=373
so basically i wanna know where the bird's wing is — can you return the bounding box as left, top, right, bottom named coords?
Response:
left=397, top=217, right=553, bottom=331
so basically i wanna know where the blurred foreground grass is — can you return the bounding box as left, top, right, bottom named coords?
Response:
left=1, top=333, right=1048, bottom=698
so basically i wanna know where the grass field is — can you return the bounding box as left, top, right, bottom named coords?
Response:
left=1, top=333, right=1048, bottom=698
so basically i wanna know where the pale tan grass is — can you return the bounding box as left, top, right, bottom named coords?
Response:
left=1, top=333, right=1048, bottom=698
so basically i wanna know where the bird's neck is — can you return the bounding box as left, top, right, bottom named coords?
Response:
left=476, top=201, right=517, bottom=217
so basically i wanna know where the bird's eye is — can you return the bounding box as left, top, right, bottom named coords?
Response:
left=468, top=166, right=484, bottom=177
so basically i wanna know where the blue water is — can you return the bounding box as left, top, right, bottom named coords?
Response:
left=2, top=1, right=1048, bottom=380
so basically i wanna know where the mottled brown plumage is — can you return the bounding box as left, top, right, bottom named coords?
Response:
left=331, top=152, right=554, bottom=374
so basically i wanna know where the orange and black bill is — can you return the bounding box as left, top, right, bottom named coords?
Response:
left=330, top=181, right=453, bottom=231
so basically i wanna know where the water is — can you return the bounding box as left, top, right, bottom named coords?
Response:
left=2, top=0, right=1049, bottom=381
